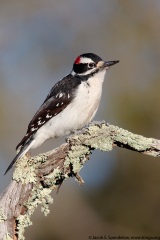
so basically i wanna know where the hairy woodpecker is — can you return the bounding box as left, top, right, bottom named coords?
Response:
left=5, top=53, right=119, bottom=174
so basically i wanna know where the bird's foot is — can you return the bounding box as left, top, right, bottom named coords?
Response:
left=88, top=120, right=107, bottom=128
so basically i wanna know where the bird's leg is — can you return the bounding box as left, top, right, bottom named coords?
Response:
left=88, top=120, right=107, bottom=128
left=70, top=128, right=82, bottom=135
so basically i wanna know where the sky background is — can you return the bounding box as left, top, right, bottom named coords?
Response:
left=0, top=0, right=160, bottom=239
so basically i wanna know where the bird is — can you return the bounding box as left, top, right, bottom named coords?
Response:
left=5, top=53, right=119, bottom=175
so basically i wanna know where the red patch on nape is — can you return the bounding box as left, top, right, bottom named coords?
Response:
left=74, top=56, right=81, bottom=64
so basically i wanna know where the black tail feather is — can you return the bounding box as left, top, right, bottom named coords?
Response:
left=4, top=150, right=23, bottom=175
left=4, top=138, right=33, bottom=175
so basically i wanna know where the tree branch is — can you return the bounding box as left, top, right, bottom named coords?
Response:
left=0, top=122, right=160, bottom=239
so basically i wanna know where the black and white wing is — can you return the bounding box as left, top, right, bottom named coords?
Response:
left=16, top=74, right=81, bottom=151
left=5, top=75, right=82, bottom=174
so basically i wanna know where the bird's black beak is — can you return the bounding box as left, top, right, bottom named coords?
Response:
left=97, top=60, right=119, bottom=69
left=105, top=60, right=119, bottom=67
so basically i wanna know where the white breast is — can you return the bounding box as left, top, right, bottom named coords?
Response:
left=32, top=69, right=107, bottom=149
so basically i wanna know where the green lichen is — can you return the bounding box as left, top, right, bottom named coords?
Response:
left=81, top=124, right=113, bottom=151
left=16, top=184, right=53, bottom=239
left=64, top=123, right=114, bottom=175
left=44, top=167, right=63, bottom=186
left=12, top=153, right=54, bottom=239
left=87, top=134, right=113, bottom=151
left=25, top=186, right=53, bottom=217
left=13, top=154, right=48, bottom=184
left=109, top=125, right=153, bottom=151
left=16, top=215, right=32, bottom=240
left=65, top=145, right=90, bottom=173
left=27, top=187, right=53, bottom=216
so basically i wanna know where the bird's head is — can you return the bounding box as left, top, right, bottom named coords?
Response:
left=71, top=53, right=119, bottom=77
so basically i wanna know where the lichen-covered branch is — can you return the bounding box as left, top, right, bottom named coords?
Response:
left=0, top=122, right=160, bottom=239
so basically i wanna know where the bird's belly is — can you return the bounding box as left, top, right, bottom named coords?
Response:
left=32, top=81, right=102, bottom=149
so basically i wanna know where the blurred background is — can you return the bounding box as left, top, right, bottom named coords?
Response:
left=0, top=0, right=160, bottom=239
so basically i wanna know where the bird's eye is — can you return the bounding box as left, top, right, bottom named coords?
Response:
left=88, top=63, right=96, bottom=68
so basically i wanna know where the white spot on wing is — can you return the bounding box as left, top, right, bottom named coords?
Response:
left=37, top=120, right=42, bottom=125
left=68, top=93, right=70, bottom=99
left=31, top=127, right=38, bottom=131
left=37, top=120, right=46, bottom=126
left=56, top=92, right=63, bottom=98
left=46, top=113, right=52, bottom=118
left=56, top=103, right=59, bottom=107
left=59, top=93, right=63, bottom=98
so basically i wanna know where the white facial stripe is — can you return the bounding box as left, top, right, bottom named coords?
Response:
left=79, top=57, right=94, bottom=64
left=78, top=68, right=96, bottom=76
